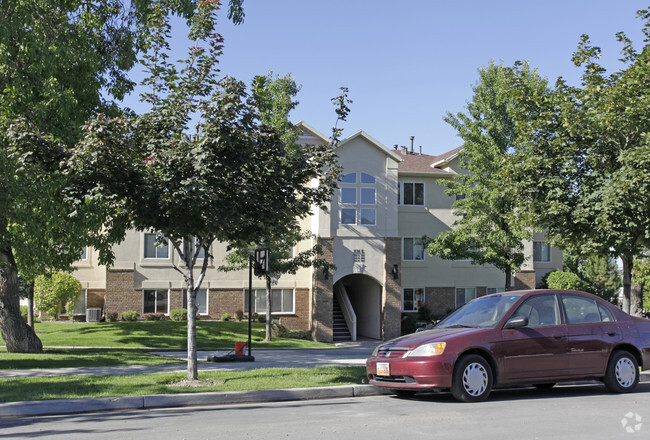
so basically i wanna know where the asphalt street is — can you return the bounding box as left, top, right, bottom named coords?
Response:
left=2, top=384, right=650, bottom=440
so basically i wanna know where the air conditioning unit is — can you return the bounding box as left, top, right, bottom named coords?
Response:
left=86, top=308, right=102, bottom=322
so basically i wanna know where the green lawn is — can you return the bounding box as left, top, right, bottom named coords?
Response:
left=0, top=348, right=182, bottom=370
left=29, top=320, right=332, bottom=349
left=0, top=366, right=367, bottom=403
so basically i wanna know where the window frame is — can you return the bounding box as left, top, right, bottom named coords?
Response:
left=403, top=237, right=425, bottom=261
left=400, top=181, right=425, bottom=206
left=182, top=288, right=209, bottom=315
left=143, top=233, right=170, bottom=259
left=340, top=172, right=377, bottom=226
left=244, top=288, right=295, bottom=315
left=533, top=241, right=551, bottom=262
left=402, top=287, right=425, bottom=312
left=455, top=287, right=477, bottom=308
left=142, top=289, right=170, bottom=315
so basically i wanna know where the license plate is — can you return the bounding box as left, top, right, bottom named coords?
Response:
left=376, top=362, right=390, bottom=376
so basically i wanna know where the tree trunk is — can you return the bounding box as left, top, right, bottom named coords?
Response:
left=0, top=248, right=43, bottom=353
left=265, top=276, right=272, bottom=342
left=187, top=286, right=198, bottom=380
left=504, top=266, right=512, bottom=290
left=630, top=282, right=644, bottom=317
left=27, top=281, right=34, bottom=327
left=621, top=255, right=633, bottom=315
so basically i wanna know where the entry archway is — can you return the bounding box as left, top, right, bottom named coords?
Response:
left=333, top=274, right=382, bottom=340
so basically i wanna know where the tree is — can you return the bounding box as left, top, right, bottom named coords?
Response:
left=0, top=0, right=244, bottom=352
left=508, top=8, right=650, bottom=316
left=71, top=0, right=344, bottom=380
left=34, top=272, right=83, bottom=320
left=425, top=62, right=548, bottom=289
left=546, top=271, right=588, bottom=292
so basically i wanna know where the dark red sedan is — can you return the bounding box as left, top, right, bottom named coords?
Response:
left=367, top=289, right=650, bottom=402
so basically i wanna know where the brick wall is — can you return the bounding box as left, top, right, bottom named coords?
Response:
left=384, top=238, right=402, bottom=340
left=425, top=287, right=456, bottom=317
left=312, top=237, right=334, bottom=341
left=514, top=271, right=536, bottom=290
left=105, top=269, right=140, bottom=317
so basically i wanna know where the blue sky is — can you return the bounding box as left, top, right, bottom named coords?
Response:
left=124, top=0, right=650, bottom=156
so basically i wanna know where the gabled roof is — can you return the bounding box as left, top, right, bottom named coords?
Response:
left=394, top=145, right=464, bottom=175
left=337, top=130, right=403, bottom=162
left=295, top=121, right=330, bottom=144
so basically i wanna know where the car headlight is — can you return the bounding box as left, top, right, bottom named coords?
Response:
left=407, top=342, right=446, bottom=357
left=371, top=344, right=384, bottom=357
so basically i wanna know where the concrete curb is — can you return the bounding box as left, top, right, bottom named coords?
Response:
left=0, top=385, right=391, bottom=419
left=1, top=374, right=648, bottom=419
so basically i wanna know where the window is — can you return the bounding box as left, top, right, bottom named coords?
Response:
left=143, top=289, right=169, bottom=314
left=144, top=233, right=169, bottom=259
left=562, top=295, right=602, bottom=324
left=244, top=289, right=294, bottom=314
left=403, top=287, right=425, bottom=312
left=533, top=241, right=551, bottom=262
left=340, top=172, right=376, bottom=226
left=72, top=290, right=86, bottom=314
left=79, top=247, right=88, bottom=261
left=182, top=289, right=208, bottom=315
left=511, top=295, right=560, bottom=327
left=455, top=287, right=476, bottom=308
left=183, top=237, right=205, bottom=259
left=401, top=182, right=424, bottom=205
left=403, top=237, right=425, bottom=261
left=487, top=287, right=505, bottom=295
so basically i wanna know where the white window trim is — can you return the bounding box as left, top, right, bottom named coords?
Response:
left=533, top=241, right=552, bottom=263
left=402, top=287, right=425, bottom=312
left=244, top=288, right=296, bottom=315
left=143, top=232, right=171, bottom=260
left=339, top=172, right=377, bottom=227
left=402, top=237, right=425, bottom=261
left=142, top=289, right=170, bottom=315
left=400, top=181, right=425, bottom=206
left=455, top=287, right=477, bottom=308
left=183, top=288, right=209, bottom=315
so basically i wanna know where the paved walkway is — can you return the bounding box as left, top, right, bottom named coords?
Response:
left=0, top=341, right=377, bottom=379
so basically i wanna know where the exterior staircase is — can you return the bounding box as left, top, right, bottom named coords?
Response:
left=333, top=294, right=352, bottom=341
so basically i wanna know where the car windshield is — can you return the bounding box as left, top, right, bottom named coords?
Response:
left=436, top=294, right=521, bottom=329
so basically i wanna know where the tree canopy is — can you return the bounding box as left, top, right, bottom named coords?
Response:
left=507, top=8, right=650, bottom=315
left=426, top=62, right=548, bottom=289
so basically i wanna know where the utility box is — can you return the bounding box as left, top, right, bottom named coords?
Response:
left=86, top=308, right=102, bottom=322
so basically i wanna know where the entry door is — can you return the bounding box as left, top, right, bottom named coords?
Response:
left=497, top=294, right=569, bottom=382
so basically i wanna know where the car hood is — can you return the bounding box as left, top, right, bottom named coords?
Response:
left=379, top=327, right=485, bottom=350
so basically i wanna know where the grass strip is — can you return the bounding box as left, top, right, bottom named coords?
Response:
left=31, top=321, right=331, bottom=349
left=0, top=366, right=367, bottom=403
left=0, top=349, right=183, bottom=370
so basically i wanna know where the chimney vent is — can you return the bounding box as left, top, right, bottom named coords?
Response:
left=401, top=145, right=407, bottom=154
left=393, top=144, right=398, bottom=150
left=410, top=136, right=414, bottom=153
left=419, top=146, right=422, bottom=155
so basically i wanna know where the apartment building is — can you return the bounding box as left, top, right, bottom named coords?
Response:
left=72, top=122, right=562, bottom=341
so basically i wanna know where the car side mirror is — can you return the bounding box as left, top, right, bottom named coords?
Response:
left=504, top=316, right=528, bottom=329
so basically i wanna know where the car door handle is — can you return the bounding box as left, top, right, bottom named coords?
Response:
left=607, top=332, right=617, bottom=337
left=553, top=335, right=566, bottom=340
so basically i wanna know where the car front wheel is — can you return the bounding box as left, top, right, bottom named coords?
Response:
left=604, top=350, right=639, bottom=393
left=450, top=354, right=493, bottom=403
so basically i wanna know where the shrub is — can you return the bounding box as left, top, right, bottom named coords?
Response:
left=106, top=311, right=119, bottom=322
left=235, top=309, right=244, bottom=321
left=274, top=323, right=313, bottom=340
left=221, top=312, right=231, bottom=321
left=121, top=310, right=139, bottom=321
left=20, top=305, right=28, bottom=322
left=170, top=308, right=188, bottom=321
left=34, top=272, right=82, bottom=320
left=143, top=312, right=165, bottom=321
left=546, top=271, right=588, bottom=291
left=401, top=314, right=418, bottom=335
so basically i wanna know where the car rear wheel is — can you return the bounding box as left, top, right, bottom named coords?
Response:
left=450, top=354, right=493, bottom=403
left=604, top=350, right=639, bottom=393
